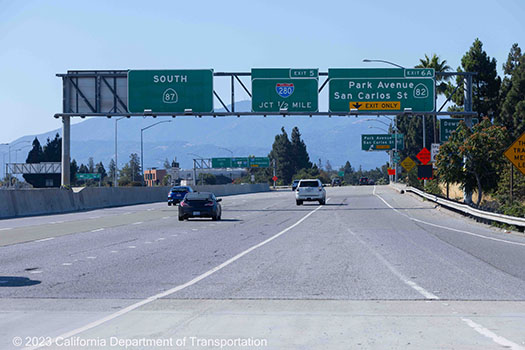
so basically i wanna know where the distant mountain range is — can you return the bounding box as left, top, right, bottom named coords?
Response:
left=10, top=100, right=390, bottom=170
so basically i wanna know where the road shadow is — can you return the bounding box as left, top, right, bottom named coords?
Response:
left=184, top=218, right=242, bottom=222
left=0, top=276, right=41, bottom=287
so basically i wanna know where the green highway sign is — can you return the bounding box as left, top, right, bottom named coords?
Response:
left=440, top=118, right=479, bottom=142
left=361, top=134, right=405, bottom=151
left=393, top=152, right=400, bottom=163
left=76, top=173, right=101, bottom=180
left=252, top=68, right=318, bottom=113
left=211, top=158, right=232, bottom=168
left=338, top=171, right=345, bottom=177
left=329, top=68, right=435, bottom=113
left=249, top=157, right=270, bottom=168
left=212, top=157, right=270, bottom=168
left=128, top=69, right=213, bottom=113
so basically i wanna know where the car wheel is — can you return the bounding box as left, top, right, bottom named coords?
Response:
left=319, top=199, right=326, bottom=205
left=168, top=202, right=171, bottom=206
left=178, top=215, right=184, bottom=221
left=296, top=200, right=302, bottom=206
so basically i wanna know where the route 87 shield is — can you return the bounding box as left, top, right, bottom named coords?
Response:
left=276, top=83, right=294, bottom=98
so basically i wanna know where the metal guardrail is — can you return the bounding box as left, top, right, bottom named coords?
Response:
left=401, top=186, right=525, bottom=228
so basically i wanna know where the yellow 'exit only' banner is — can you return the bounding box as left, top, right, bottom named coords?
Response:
left=349, top=101, right=401, bottom=110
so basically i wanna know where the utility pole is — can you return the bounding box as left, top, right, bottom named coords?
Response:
left=273, top=158, right=276, bottom=189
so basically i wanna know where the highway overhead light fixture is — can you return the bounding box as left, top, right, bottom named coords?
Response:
left=184, top=108, right=193, bottom=115
left=362, top=59, right=405, bottom=69
left=143, top=109, right=153, bottom=116
left=140, top=120, right=172, bottom=186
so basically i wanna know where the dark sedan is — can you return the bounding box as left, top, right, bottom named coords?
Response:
left=168, top=186, right=193, bottom=206
left=178, top=192, right=222, bottom=221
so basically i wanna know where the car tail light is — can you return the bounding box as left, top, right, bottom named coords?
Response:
left=204, top=201, right=214, bottom=207
left=180, top=201, right=188, bottom=207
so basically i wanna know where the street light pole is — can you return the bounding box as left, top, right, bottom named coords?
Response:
left=114, top=117, right=125, bottom=187
left=140, top=120, right=172, bottom=186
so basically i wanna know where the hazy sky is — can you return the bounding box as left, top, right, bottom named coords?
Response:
left=0, top=0, right=524, bottom=144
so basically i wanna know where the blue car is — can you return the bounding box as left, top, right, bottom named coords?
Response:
left=168, top=186, right=194, bottom=206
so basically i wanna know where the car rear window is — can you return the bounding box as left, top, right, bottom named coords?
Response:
left=171, top=187, right=189, bottom=192
left=185, top=193, right=213, bottom=201
left=299, top=180, right=320, bottom=187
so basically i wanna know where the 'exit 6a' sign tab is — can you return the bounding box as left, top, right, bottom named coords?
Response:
left=328, top=68, right=435, bottom=113
left=252, top=68, right=318, bottom=113
left=128, top=69, right=214, bottom=113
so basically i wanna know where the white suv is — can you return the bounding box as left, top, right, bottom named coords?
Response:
left=295, top=179, right=326, bottom=205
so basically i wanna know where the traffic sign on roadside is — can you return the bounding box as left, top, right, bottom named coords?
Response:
left=504, top=131, right=525, bottom=175
left=76, top=173, right=101, bottom=180
left=329, top=68, right=435, bottom=113
left=272, top=176, right=278, bottom=182
left=338, top=171, right=344, bottom=177
left=362, top=134, right=404, bottom=151
left=128, top=69, right=214, bottom=113
left=252, top=68, right=318, bottom=113
left=400, top=157, right=416, bottom=172
left=439, top=118, right=479, bottom=142
left=416, top=148, right=431, bottom=165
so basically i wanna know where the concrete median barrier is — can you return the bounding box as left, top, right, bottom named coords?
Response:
left=0, top=183, right=269, bottom=219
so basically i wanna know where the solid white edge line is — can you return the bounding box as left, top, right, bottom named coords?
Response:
left=91, top=228, right=104, bottom=232
left=461, top=318, right=525, bottom=350
left=373, top=186, right=525, bottom=247
left=0, top=228, right=13, bottom=231
left=34, top=237, right=55, bottom=243
left=24, top=199, right=328, bottom=350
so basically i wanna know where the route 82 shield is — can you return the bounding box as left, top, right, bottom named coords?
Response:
left=276, top=83, right=294, bottom=98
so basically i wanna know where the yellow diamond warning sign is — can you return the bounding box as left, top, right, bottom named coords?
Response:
left=400, top=156, right=416, bottom=172
left=349, top=101, right=401, bottom=111
left=504, top=131, right=525, bottom=175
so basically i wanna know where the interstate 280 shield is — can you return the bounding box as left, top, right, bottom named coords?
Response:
left=276, top=83, right=294, bottom=98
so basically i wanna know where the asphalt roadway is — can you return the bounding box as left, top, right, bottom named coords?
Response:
left=1, top=185, right=525, bottom=349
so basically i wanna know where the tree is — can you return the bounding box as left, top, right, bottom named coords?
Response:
left=70, top=159, right=78, bottom=184
left=268, top=127, right=294, bottom=184
left=435, top=118, right=508, bottom=206
left=415, top=53, right=451, bottom=143
left=95, top=162, right=107, bottom=181
left=446, top=39, right=501, bottom=118
left=498, top=45, right=525, bottom=140
left=415, top=53, right=451, bottom=95
left=87, top=157, right=95, bottom=173
left=119, top=153, right=141, bottom=184
left=78, top=164, right=89, bottom=173
left=108, top=159, right=116, bottom=183
left=325, top=160, right=333, bottom=172
left=42, top=133, right=61, bottom=162
left=23, top=136, right=61, bottom=187
left=290, top=127, right=312, bottom=172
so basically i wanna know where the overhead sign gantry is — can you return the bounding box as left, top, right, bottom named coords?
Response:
left=55, top=68, right=476, bottom=187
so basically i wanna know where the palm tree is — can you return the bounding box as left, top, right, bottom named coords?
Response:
left=415, top=54, right=451, bottom=95
left=416, top=54, right=452, bottom=143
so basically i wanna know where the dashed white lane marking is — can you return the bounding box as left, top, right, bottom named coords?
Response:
left=110, top=251, right=118, bottom=253
left=26, top=199, right=328, bottom=350
left=91, top=228, right=104, bottom=232
left=162, top=216, right=170, bottom=219
left=461, top=318, right=525, bottom=350
left=191, top=229, right=198, bottom=231
left=35, top=237, right=54, bottom=243
left=156, top=238, right=165, bottom=241
left=347, top=228, right=438, bottom=300
left=132, top=222, right=143, bottom=225
left=86, top=256, right=96, bottom=259
left=29, top=270, right=42, bottom=274
left=89, top=216, right=101, bottom=219
left=373, top=186, right=525, bottom=248
left=62, top=263, right=72, bottom=266
left=128, top=246, right=136, bottom=249
left=171, top=234, right=178, bottom=237
left=123, top=212, right=132, bottom=215
left=144, top=241, right=152, bottom=244
left=0, top=228, right=12, bottom=231
left=147, top=208, right=154, bottom=211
